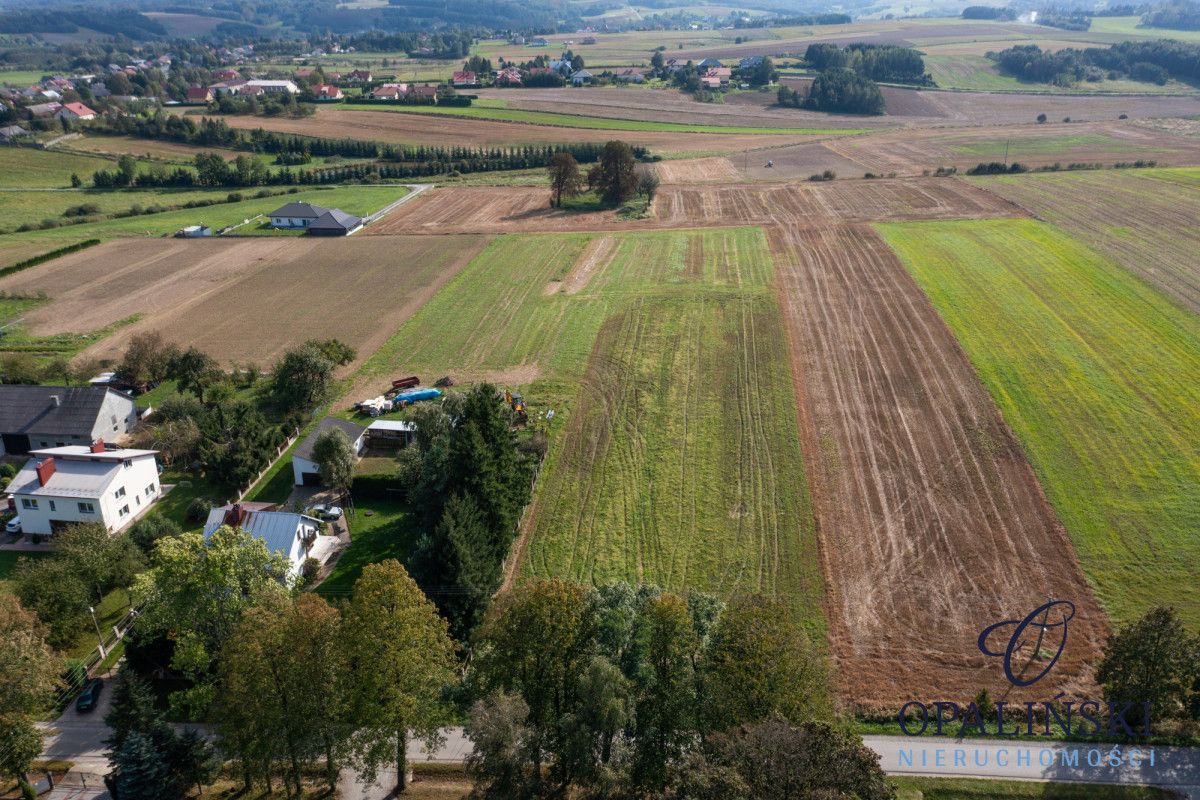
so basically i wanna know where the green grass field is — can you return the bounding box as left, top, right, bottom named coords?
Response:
left=355, top=227, right=823, bottom=634
left=1090, top=15, right=1200, bottom=43
left=879, top=218, right=1200, bottom=628
left=338, top=101, right=866, bottom=135
left=0, top=147, right=116, bottom=188
left=924, top=52, right=1195, bottom=93
left=316, top=498, right=416, bottom=597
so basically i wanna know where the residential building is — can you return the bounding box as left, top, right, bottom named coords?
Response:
left=185, top=86, right=213, bottom=103
left=307, top=209, right=363, bottom=236
left=451, top=70, right=477, bottom=87
left=312, top=84, right=343, bottom=100
left=245, top=79, right=300, bottom=94
left=570, top=69, right=594, bottom=86
left=347, top=69, right=373, bottom=83
left=0, top=124, right=30, bottom=141
left=56, top=102, right=97, bottom=121
left=267, top=201, right=329, bottom=228
left=697, top=58, right=723, bottom=69
left=370, top=83, right=407, bottom=100
left=409, top=84, right=438, bottom=101
left=203, top=503, right=321, bottom=578
left=26, top=102, right=62, bottom=117
left=495, top=66, right=523, bottom=86
left=9, top=444, right=161, bottom=536
left=738, top=56, right=765, bottom=70
left=614, top=67, right=646, bottom=83
left=292, top=417, right=365, bottom=486
left=0, top=386, right=138, bottom=456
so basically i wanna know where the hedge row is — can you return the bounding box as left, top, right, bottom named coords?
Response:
left=0, top=239, right=101, bottom=279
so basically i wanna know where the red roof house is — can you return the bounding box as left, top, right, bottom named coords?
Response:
left=451, top=70, right=477, bottom=87
left=57, top=101, right=97, bottom=120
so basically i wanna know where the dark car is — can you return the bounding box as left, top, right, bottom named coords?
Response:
left=75, top=678, right=104, bottom=713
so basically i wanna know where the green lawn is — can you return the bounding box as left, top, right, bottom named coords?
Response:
left=0, top=148, right=116, bottom=188
left=0, top=549, right=49, bottom=595
left=354, top=227, right=824, bottom=636
left=892, top=777, right=1169, bottom=799
left=338, top=101, right=866, bottom=135
left=879, top=218, right=1200, bottom=628
left=0, top=184, right=411, bottom=267
left=315, top=498, right=416, bottom=597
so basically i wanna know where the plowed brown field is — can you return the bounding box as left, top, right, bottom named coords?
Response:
left=655, top=179, right=1023, bottom=225
left=654, top=157, right=741, bottom=184
left=770, top=224, right=1107, bottom=709
left=0, top=235, right=486, bottom=368
left=366, top=180, right=1023, bottom=235
left=365, top=186, right=630, bottom=234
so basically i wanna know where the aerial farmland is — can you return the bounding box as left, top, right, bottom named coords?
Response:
left=1, top=9, right=1198, bottom=796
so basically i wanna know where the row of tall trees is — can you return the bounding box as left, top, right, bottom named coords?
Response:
left=804, top=43, right=928, bottom=84
left=778, top=70, right=886, bottom=116
left=993, top=40, right=1200, bottom=87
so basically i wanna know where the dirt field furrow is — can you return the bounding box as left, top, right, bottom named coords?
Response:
left=770, top=224, right=1107, bottom=709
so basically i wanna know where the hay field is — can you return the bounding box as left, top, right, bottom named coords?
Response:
left=349, top=228, right=824, bottom=632
left=971, top=167, right=1200, bottom=313
left=881, top=218, right=1200, bottom=630
left=0, top=235, right=487, bottom=368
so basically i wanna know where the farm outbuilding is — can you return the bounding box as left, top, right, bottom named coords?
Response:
left=292, top=416, right=366, bottom=486
left=307, top=208, right=363, bottom=236
left=366, top=419, right=416, bottom=449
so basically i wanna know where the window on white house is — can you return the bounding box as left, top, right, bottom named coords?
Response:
left=21, top=498, right=37, bottom=510
left=118, top=505, right=130, bottom=517
left=123, top=460, right=132, bottom=469
left=78, top=502, right=95, bottom=514
left=146, top=484, right=156, bottom=496
left=115, top=486, right=126, bottom=499
left=49, top=501, right=56, bottom=512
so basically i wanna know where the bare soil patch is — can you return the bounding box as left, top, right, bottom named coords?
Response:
left=655, top=157, right=741, bottom=184
left=654, top=179, right=1024, bottom=226
left=365, top=186, right=633, bottom=234
left=0, top=235, right=487, bottom=368
left=770, top=224, right=1107, bottom=709
left=561, top=235, right=616, bottom=294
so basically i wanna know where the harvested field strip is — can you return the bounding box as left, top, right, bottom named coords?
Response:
left=973, top=168, right=1200, bottom=314
left=654, top=157, right=741, bottom=185
left=339, top=102, right=865, bottom=135
left=770, top=224, right=1106, bottom=708
left=0, top=235, right=487, bottom=368
left=524, top=293, right=823, bottom=635
left=365, top=186, right=627, bottom=234
left=654, top=179, right=1023, bottom=226
left=879, top=218, right=1200, bottom=629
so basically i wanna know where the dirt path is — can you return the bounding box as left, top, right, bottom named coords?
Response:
left=769, top=224, right=1107, bottom=710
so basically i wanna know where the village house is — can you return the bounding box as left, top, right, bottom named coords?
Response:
left=213, top=68, right=241, bottom=81
left=370, top=83, right=407, bottom=100
left=0, top=124, right=30, bottom=142
left=26, top=102, right=62, bottom=118
left=0, top=385, right=138, bottom=456
left=697, top=57, right=723, bottom=69
left=704, top=67, right=732, bottom=85
left=451, top=70, right=477, bottom=87
left=307, top=208, right=363, bottom=236
left=203, top=503, right=323, bottom=579
left=312, top=84, right=343, bottom=100
left=8, top=444, right=161, bottom=536
left=245, top=79, right=300, bottom=94
left=614, top=67, right=646, bottom=83
left=570, top=69, right=594, bottom=86
left=267, top=201, right=362, bottom=235
left=267, top=200, right=329, bottom=228
left=409, top=84, right=438, bottom=101
left=56, top=101, right=97, bottom=121
left=292, top=417, right=366, bottom=486
left=185, top=86, right=213, bottom=103
left=347, top=69, right=373, bottom=83
left=495, top=66, right=523, bottom=86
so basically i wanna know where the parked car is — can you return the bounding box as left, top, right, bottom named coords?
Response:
left=5, top=516, right=21, bottom=534
left=75, top=678, right=104, bottom=713
left=308, top=504, right=343, bottom=522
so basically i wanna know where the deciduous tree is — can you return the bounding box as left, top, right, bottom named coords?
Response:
left=312, top=427, right=356, bottom=498
left=1097, top=606, right=1200, bottom=724
left=547, top=151, right=582, bottom=208
left=595, top=140, right=638, bottom=205
left=342, top=560, right=457, bottom=793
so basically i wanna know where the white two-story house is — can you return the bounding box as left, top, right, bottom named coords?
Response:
left=9, top=444, right=161, bottom=536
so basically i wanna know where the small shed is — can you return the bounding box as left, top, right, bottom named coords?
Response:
left=292, top=416, right=366, bottom=486
left=178, top=225, right=213, bottom=238
left=366, top=419, right=416, bottom=450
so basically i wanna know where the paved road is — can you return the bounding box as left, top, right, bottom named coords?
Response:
left=42, top=708, right=1200, bottom=799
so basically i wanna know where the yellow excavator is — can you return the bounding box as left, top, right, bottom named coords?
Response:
left=504, top=389, right=529, bottom=425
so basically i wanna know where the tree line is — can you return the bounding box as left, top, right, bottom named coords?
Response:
left=992, top=40, right=1200, bottom=87
left=777, top=71, right=885, bottom=116
left=804, top=42, right=929, bottom=84
left=1144, top=0, right=1200, bottom=30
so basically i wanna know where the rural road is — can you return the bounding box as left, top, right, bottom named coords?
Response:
left=40, top=709, right=1200, bottom=799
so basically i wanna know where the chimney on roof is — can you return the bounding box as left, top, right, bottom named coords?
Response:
left=36, top=458, right=56, bottom=487
left=223, top=503, right=245, bottom=528
left=91, top=439, right=105, bottom=453
left=50, top=395, right=61, bottom=407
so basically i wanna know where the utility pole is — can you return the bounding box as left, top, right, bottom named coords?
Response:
left=89, top=606, right=106, bottom=658
left=1003, top=140, right=1010, bottom=167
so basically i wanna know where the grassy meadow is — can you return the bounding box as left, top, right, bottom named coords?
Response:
left=0, top=147, right=116, bottom=188
left=353, top=228, right=823, bottom=633
left=879, top=217, right=1200, bottom=628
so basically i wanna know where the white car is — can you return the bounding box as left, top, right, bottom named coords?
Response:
left=308, top=504, right=343, bottom=522
left=5, top=516, right=22, bottom=534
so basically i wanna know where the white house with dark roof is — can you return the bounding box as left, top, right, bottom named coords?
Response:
left=0, top=385, right=138, bottom=456
left=267, top=201, right=329, bottom=229
left=9, top=444, right=160, bottom=536
left=292, top=416, right=365, bottom=486
left=203, top=503, right=322, bottom=578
